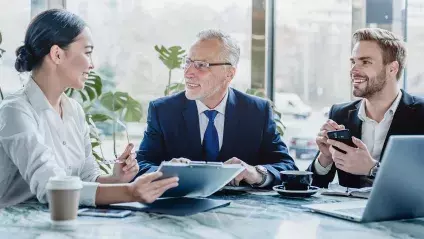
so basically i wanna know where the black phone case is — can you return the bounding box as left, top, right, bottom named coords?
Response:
left=327, top=130, right=356, bottom=154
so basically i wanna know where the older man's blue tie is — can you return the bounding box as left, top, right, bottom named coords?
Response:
left=203, top=110, right=219, bottom=162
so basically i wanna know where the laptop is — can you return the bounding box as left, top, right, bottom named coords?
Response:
left=303, top=135, right=424, bottom=222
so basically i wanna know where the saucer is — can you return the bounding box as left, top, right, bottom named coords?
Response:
left=273, top=185, right=319, bottom=198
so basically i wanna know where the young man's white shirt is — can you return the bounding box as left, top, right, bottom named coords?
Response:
left=315, top=91, right=402, bottom=175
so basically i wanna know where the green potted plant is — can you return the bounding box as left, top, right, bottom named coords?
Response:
left=66, top=72, right=142, bottom=173
left=154, top=45, right=186, bottom=95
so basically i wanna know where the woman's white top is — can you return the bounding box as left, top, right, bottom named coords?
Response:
left=0, top=79, right=101, bottom=208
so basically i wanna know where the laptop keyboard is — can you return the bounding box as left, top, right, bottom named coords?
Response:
left=335, top=208, right=365, bottom=217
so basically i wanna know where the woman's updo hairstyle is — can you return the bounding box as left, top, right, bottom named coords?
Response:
left=15, top=9, right=86, bottom=73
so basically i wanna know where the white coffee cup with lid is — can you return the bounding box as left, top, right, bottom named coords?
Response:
left=46, top=176, right=82, bottom=226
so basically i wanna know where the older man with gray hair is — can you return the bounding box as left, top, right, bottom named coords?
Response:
left=134, top=29, right=297, bottom=188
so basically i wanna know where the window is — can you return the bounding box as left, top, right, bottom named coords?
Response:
left=0, top=0, right=31, bottom=96
left=274, top=0, right=352, bottom=168
left=406, top=0, right=424, bottom=96
left=66, top=0, right=252, bottom=153
left=3, top=0, right=423, bottom=168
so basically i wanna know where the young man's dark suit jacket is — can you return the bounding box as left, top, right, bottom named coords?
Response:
left=309, top=90, right=424, bottom=188
left=134, top=88, right=298, bottom=187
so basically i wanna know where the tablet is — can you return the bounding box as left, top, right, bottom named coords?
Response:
left=156, top=161, right=244, bottom=198
left=77, top=208, right=132, bottom=218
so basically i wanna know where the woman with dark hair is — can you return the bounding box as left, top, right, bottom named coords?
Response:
left=0, top=9, right=178, bottom=208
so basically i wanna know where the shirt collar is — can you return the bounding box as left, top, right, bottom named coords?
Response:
left=358, top=90, right=403, bottom=122
left=24, top=77, right=70, bottom=114
left=195, top=89, right=229, bottom=116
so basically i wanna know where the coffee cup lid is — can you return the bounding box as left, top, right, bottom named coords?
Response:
left=46, top=176, right=83, bottom=190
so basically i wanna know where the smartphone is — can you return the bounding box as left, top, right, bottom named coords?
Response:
left=327, top=129, right=356, bottom=153
left=77, top=208, right=132, bottom=218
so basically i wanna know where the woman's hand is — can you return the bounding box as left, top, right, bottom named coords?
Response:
left=129, top=172, right=179, bottom=203
left=112, top=143, right=139, bottom=183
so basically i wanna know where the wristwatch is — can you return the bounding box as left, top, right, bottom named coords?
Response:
left=369, top=161, right=381, bottom=178
left=251, top=165, right=268, bottom=187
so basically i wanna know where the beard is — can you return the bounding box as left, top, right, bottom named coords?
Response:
left=353, top=69, right=387, bottom=98
left=184, top=77, right=227, bottom=101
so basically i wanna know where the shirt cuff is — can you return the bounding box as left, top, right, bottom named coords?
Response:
left=80, top=182, right=100, bottom=207
left=257, top=171, right=274, bottom=188
left=314, top=159, right=333, bottom=175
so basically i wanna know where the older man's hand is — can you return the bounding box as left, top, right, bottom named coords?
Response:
left=169, top=158, right=191, bottom=164
left=224, top=157, right=262, bottom=186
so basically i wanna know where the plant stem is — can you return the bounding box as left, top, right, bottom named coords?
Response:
left=112, top=93, right=117, bottom=158
left=113, top=120, right=117, bottom=158
left=98, top=140, right=111, bottom=170
left=166, top=69, right=172, bottom=96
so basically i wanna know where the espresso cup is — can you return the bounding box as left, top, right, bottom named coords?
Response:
left=46, top=176, right=82, bottom=225
left=280, top=171, right=312, bottom=191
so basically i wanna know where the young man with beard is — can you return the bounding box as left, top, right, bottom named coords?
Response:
left=309, top=28, right=424, bottom=188
left=134, top=29, right=297, bottom=187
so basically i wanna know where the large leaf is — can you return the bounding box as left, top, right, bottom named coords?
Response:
left=66, top=71, right=102, bottom=102
left=86, top=115, right=104, bottom=142
left=154, top=45, right=186, bottom=70
left=100, top=91, right=142, bottom=122
left=85, top=72, right=102, bottom=96
left=90, top=113, right=113, bottom=122
left=83, top=104, right=93, bottom=113
left=91, top=141, right=100, bottom=149
left=86, top=114, right=97, bottom=128
left=164, top=82, right=185, bottom=96
left=90, top=131, right=111, bottom=173
left=99, top=92, right=126, bottom=111
left=121, top=97, right=142, bottom=122
left=65, top=88, right=74, bottom=97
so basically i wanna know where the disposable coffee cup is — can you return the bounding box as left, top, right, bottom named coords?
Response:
left=46, top=176, right=82, bottom=226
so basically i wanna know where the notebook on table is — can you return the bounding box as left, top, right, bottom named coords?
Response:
left=320, top=184, right=372, bottom=199
left=103, top=197, right=231, bottom=216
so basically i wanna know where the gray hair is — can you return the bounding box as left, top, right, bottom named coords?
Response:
left=196, top=29, right=240, bottom=67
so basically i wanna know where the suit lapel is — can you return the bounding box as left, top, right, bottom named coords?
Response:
left=347, top=101, right=362, bottom=140
left=342, top=101, right=363, bottom=187
left=182, top=99, right=202, bottom=158
left=381, top=90, right=416, bottom=160
left=218, top=88, right=240, bottom=162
